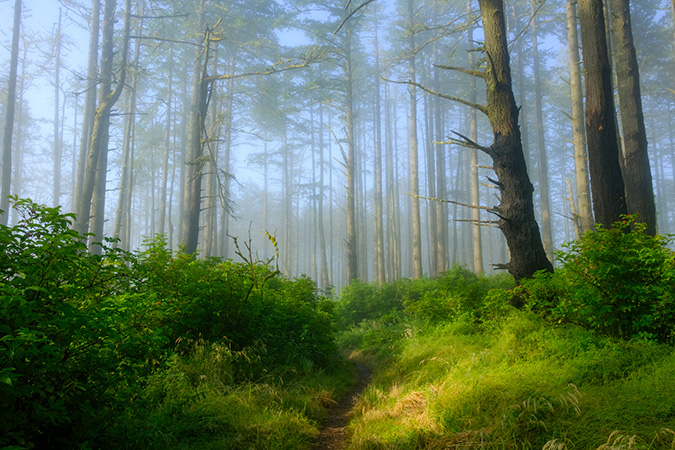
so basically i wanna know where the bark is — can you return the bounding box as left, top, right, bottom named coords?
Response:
left=578, top=0, right=628, bottom=227
left=566, top=0, right=594, bottom=233
left=408, top=0, right=423, bottom=279
left=180, top=0, right=209, bottom=255
left=1, top=0, right=21, bottom=225
left=608, top=0, right=656, bottom=234
left=477, top=0, right=553, bottom=282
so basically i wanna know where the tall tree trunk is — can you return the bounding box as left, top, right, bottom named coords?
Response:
left=408, top=0, right=423, bottom=279
left=373, top=15, right=385, bottom=285
left=566, top=0, right=594, bottom=234
left=318, top=98, right=330, bottom=288
left=608, top=0, right=656, bottom=234
left=74, top=0, right=100, bottom=218
left=53, top=10, right=63, bottom=207
left=180, top=0, right=209, bottom=255
left=434, top=0, right=448, bottom=274
left=159, top=44, right=174, bottom=237
left=468, top=0, right=484, bottom=274
left=345, top=26, right=358, bottom=284
left=476, top=0, right=553, bottom=282
left=203, top=53, right=220, bottom=258
left=218, top=63, right=234, bottom=259
left=578, top=0, right=627, bottom=227
left=385, top=81, right=401, bottom=281
left=530, top=0, right=553, bottom=257
left=75, top=0, right=131, bottom=247
left=112, top=75, right=138, bottom=249
left=1, top=0, right=21, bottom=225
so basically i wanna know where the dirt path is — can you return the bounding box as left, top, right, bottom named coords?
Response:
left=311, top=361, right=371, bottom=450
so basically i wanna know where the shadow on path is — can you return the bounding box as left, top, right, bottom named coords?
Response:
left=311, top=360, right=371, bottom=450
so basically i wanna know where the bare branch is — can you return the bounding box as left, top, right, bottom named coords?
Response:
left=382, top=77, right=488, bottom=116
left=411, top=193, right=495, bottom=213
left=335, top=0, right=377, bottom=34
left=434, top=63, right=485, bottom=79
left=507, top=0, right=545, bottom=48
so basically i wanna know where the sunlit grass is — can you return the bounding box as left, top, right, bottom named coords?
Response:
left=343, top=312, right=675, bottom=449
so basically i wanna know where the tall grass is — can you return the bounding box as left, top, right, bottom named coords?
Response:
left=107, top=340, right=353, bottom=450
left=344, top=312, right=675, bottom=449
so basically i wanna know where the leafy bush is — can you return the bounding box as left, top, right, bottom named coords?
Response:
left=0, top=199, right=140, bottom=449
left=519, top=216, right=675, bottom=342
left=0, top=198, right=343, bottom=449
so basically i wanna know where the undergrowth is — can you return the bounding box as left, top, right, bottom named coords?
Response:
left=337, top=224, right=675, bottom=449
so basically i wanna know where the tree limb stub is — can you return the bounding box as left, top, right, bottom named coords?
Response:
left=382, top=77, right=488, bottom=116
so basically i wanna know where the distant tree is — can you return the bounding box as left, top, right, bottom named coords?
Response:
left=407, top=0, right=424, bottom=279
left=1, top=0, right=21, bottom=226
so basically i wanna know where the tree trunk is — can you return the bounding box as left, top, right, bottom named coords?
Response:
left=74, top=0, right=100, bottom=218
left=53, top=10, right=63, bottom=207
left=75, top=0, right=131, bottom=247
left=477, top=0, right=553, bottom=282
left=373, top=15, right=386, bottom=285
left=1, top=0, right=21, bottom=225
left=180, top=0, right=209, bottom=255
left=530, top=0, right=553, bottom=257
left=608, top=0, right=656, bottom=234
left=468, top=0, right=484, bottom=274
left=159, top=44, right=174, bottom=237
left=578, top=0, right=628, bottom=227
left=566, top=0, right=594, bottom=234
left=408, top=0, right=423, bottom=279
left=345, top=26, right=358, bottom=284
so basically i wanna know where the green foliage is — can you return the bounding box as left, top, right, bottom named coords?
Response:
left=345, top=311, right=675, bottom=450
left=335, top=268, right=515, bottom=332
left=0, top=198, right=139, bottom=449
left=519, top=216, right=675, bottom=342
left=0, top=198, right=344, bottom=450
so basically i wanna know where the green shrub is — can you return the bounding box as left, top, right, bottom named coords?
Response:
left=519, top=216, right=675, bottom=342
left=0, top=198, right=141, bottom=449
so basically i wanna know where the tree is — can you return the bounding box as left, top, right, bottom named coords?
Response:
left=407, top=0, right=424, bottom=279
left=609, top=0, right=657, bottom=234
left=1, top=0, right=21, bottom=226
left=453, top=0, right=553, bottom=282
left=578, top=0, right=628, bottom=227
left=74, top=0, right=132, bottom=247
left=565, top=0, right=594, bottom=234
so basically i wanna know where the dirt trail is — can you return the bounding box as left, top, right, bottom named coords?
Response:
left=311, top=361, right=371, bottom=450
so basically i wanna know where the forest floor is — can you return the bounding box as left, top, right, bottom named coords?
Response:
left=311, top=360, right=371, bottom=450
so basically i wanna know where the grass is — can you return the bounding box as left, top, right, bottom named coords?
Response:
left=104, top=341, right=354, bottom=450
left=342, top=312, right=675, bottom=450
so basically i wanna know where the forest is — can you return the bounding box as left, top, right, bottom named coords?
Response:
left=2, top=0, right=675, bottom=449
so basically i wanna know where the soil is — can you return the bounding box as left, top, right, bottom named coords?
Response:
left=311, top=361, right=371, bottom=450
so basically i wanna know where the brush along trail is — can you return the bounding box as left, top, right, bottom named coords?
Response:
left=312, top=360, right=371, bottom=449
